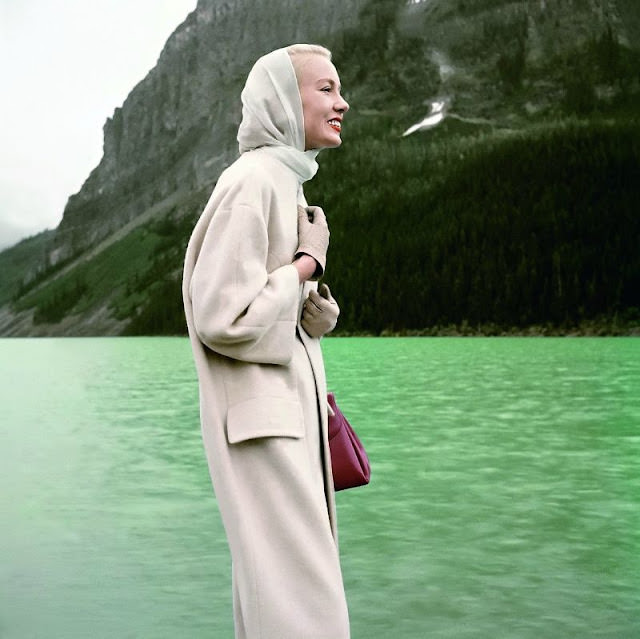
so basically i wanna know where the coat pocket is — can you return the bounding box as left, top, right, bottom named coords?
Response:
left=226, top=396, right=304, bottom=444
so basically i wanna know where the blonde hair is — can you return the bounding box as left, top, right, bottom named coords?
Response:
left=286, top=44, right=332, bottom=84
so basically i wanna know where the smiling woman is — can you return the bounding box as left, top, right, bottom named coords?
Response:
left=288, top=44, right=350, bottom=150
left=182, top=44, right=352, bottom=639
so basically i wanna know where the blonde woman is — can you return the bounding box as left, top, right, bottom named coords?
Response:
left=183, top=44, right=351, bottom=638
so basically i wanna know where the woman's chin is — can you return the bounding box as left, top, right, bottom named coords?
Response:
left=307, top=138, right=342, bottom=151
left=324, top=135, right=343, bottom=149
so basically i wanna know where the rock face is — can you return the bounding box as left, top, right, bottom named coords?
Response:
left=51, top=0, right=368, bottom=264
left=45, top=0, right=637, bottom=265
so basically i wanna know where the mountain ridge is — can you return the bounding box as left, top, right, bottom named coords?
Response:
left=1, top=0, right=638, bottom=336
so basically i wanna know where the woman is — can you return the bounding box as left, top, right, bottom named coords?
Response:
left=182, top=44, right=350, bottom=639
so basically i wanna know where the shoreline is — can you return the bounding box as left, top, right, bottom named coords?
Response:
left=332, top=320, right=640, bottom=338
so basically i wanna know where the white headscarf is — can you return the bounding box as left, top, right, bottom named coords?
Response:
left=237, top=48, right=319, bottom=184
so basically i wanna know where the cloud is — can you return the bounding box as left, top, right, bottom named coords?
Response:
left=0, top=219, right=45, bottom=252
left=0, top=0, right=197, bottom=250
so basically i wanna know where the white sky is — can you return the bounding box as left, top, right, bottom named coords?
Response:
left=0, top=0, right=197, bottom=251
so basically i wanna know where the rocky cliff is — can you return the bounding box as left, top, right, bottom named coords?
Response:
left=29, top=0, right=640, bottom=267
left=51, top=0, right=368, bottom=264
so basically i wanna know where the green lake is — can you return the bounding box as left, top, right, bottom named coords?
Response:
left=1, top=337, right=638, bottom=638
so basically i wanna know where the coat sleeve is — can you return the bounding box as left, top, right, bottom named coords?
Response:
left=187, top=192, right=300, bottom=366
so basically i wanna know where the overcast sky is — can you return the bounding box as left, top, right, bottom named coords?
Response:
left=0, top=0, right=197, bottom=251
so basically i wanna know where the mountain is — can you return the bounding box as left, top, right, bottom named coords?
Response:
left=1, top=0, right=639, bottom=336
left=45, top=0, right=369, bottom=267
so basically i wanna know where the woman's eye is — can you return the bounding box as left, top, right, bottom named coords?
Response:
left=321, top=87, right=331, bottom=93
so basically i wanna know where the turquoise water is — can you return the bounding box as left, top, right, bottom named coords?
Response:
left=1, top=337, right=638, bottom=638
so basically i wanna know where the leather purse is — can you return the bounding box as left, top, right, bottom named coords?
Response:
left=327, top=392, right=371, bottom=491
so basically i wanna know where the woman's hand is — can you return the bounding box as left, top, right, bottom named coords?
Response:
left=295, top=205, right=329, bottom=279
left=301, top=283, right=339, bottom=338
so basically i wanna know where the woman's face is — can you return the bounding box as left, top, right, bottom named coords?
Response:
left=297, top=55, right=349, bottom=151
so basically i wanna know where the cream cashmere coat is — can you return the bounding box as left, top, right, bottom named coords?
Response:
left=182, top=49, right=349, bottom=639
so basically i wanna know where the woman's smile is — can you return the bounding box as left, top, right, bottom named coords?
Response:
left=298, top=55, right=349, bottom=150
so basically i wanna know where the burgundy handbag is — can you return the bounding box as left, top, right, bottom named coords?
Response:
left=327, top=392, right=371, bottom=491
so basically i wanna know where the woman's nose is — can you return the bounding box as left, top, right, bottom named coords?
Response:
left=336, top=95, right=350, bottom=113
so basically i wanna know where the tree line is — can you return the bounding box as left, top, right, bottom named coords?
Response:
left=304, top=118, right=640, bottom=334
left=120, top=117, right=639, bottom=336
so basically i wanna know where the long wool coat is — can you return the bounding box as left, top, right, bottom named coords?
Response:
left=182, top=49, right=349, bottom=639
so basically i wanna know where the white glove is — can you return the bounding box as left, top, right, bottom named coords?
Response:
left=301, top=283, right=340, bottom=338
left=296, top=205, right=329, bottom=277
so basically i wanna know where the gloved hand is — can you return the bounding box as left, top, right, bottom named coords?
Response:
left=296, top=205, right=329, bottom=277
left=301, top=283, right=340, bottom=338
